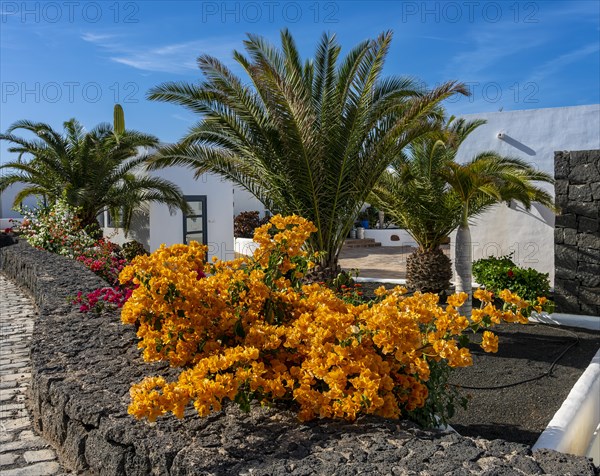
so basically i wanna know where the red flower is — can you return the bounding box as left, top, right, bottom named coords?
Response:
left=507, top=269, right=515, bottom=278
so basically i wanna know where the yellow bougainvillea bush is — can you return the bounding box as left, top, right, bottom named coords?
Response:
left=119, top=215, right=529, bottom=427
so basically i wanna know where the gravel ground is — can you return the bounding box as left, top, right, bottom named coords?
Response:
left=358, top=281, right=600, bottom=446
left=449, top=322, right=600, bottom=446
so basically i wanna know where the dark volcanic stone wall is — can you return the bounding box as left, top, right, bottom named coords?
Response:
left=554, top=150, right=600, bottom=315
left=1, top=241, right=598, bottom=475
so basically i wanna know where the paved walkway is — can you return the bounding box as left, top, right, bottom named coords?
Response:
left=339, top=245, right=414, bottom=279
left=339, top=244, right=453, bottom=280
left=0, top=273, right=67, bottom=476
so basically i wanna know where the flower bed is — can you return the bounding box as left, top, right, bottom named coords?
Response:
left=120, top=215, right=535, bottom=428
left=1, top=243, right=598, bottom=474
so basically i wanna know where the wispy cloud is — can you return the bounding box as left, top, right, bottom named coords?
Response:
left=540, top=0, right=600, bottom=22
left=415, top=36, right=468, bottom=45
left=445, top=22, right=547, bottom=80
left=172, top=114, right=195, bottom=123
left=527, top=43, right=600, bottom=83
left=82, top=33, right=240, bottom=74
left=81, top=32, right=119, bottom=43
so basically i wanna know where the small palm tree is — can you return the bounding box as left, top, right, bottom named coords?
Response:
left=146, top=29, right=467, bottom=275
left=444, top=145, right=555, bottom=316
left=371, top=118, right=555, bottom=310
left=369, top=125, right=469, bottom=292
left=0, top=118, right=189, bottom=234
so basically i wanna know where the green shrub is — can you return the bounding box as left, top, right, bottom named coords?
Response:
left=122, top=240, right=149, bottom=261
left=472, top=254, right=552, bottom=310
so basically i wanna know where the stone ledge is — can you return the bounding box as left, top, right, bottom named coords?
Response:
left=1, top=241, right=598, bottom=475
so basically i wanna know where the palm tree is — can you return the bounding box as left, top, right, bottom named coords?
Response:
left=444, top=145, right=555, bottom=316
left=0, top=118, right=190, bottom=234
left=369, top=122, right=479, bottom=293
left=146, top=29, right=467, bottom=275
left=371, top=118, right=555, bottom=313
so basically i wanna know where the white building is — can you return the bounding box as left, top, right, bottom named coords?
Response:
left=99, top=169, right=236, bottom=263
left=2, top=104, right=599, bottom=282
left=451, top=104, right=600, bottom=285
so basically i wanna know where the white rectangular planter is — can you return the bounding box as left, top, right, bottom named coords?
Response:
left=235, top=237, right=259, bottom=257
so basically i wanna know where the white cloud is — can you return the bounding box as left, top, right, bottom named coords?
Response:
left=171, top=114, right=195, bottom=123
left=81, top=32, right=119, bottom=43
left=81, top=33, right=241, bottom=74
left=527, top=43, right=600, bottom=83
left=415, top=36, right=468, bottom=45
left=445, top=22, right=547, bottom=80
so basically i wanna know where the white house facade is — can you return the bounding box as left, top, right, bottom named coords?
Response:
left=147, top=169, right=234, bottom=262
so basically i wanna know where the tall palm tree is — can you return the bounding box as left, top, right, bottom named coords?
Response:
left=371, top=118, right=555, bottom=311
left=0, top=118, right=189, bottom=234
left=147, top=29, right=467, bottom=274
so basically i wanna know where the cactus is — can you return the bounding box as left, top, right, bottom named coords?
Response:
left=113, top=104, right=125, bottom=135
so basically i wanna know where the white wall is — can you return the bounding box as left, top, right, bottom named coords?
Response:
left=454, top=104, right=600, bottom=285
left=234, top=237, right=260, bottom=256
left=102, top=209, right=150, bottom=250
left=149, top=168, right=234, bottom=261
left=0, top=182, right=37, bottom=218
left=233, top=185, right=268, bottom=217
left=363, top=229, right=417, bottom=247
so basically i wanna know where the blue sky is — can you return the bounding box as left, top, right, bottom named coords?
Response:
left=1, top=0, right=599, bottom=148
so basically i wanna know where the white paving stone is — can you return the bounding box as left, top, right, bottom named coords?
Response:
left=0, top=452, right=19, bottom=466
left=1, top=436, right=50, bottom=453
left=0, top=461, right=61, bottom=476
left=23, top=449, right=57, bottom=463
left=0, top=273, right=66, bottom=475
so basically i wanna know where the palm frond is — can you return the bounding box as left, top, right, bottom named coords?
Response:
left=147, top=29, right=468, bottom=267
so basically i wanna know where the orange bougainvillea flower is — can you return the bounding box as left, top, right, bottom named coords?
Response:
left=446, top=292, right=468, bottom=308
left=480, top=331, right=499, bottom=353
left=473, top=288, right=493, bottom=303
left=119, top=214, right=530, bottom=425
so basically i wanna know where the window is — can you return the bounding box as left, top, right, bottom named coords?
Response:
left=106, top=208, right=125, bottom=228
left=183, top=196, right=207, bottom=245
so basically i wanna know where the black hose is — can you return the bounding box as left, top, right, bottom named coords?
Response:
left=451, top=324, right=581, bottom=390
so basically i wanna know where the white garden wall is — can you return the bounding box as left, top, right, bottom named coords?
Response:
left=363, top=229, right=417, bottom=247
left=453, top=104, right=600, bottom=286
left=235, top=237, right=259, bottom=256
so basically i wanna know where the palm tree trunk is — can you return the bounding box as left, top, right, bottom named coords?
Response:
left=406, top=247, right=452, bottom=294
left=454, top=222, right=472, bottom=317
